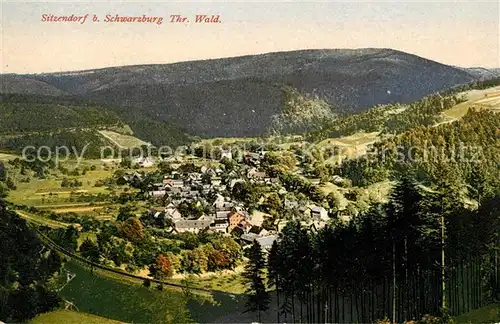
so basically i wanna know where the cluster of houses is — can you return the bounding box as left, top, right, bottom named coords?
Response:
left=121, top=149, right=349, bottom=250
left=146, top=193, right=256, bottom=234
left=146, top=167, right=225, bottom=201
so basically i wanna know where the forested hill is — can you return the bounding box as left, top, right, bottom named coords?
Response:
left=1, top=48, right=483, bottom=137
left=336, top=108, right=500, bottom=190
left=0, top=94, right=123, bottom=135
left=0, top=94, right=193, bottom=153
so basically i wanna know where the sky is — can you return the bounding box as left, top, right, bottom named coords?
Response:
left=1, top=1, right=499, bottom=73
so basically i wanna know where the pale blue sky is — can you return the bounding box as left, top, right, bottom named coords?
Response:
left=1, top=1, right=499, bottom=73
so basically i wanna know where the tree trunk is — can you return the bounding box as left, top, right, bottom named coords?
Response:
left=392, top=240, right=397, bottom=323
left=441, top=212, right=447, bottom=313
left=276, top=284, right=280, bottom=324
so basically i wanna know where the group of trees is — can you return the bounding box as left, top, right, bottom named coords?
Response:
left=61, top=177, right=82, bottom=188
left=260, top=174, right=499, bottom=323
left=74, top=216, right=243, bottom=278
left=308, top=91, right=467, bottom=142
left=0, top=199, right=62, bottom=322
left=337, top=109, right=500, bottom=188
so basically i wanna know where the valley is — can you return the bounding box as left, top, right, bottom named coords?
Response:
left=0, top=51, right=499, bottom=324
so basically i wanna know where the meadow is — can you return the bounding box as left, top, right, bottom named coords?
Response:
left=58, top=261, right=193, bottom=323
left=31, top=310, right=123, bottom=324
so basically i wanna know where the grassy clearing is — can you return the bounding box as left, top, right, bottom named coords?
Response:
left=443, top=85, right=500, bottom=120
left=7, top=163, right=125, bottom=210
left=453, top=303, right=499, bottom=323
left=8, top=172, right=112, bottom=207
left=169, top=269, right=247, bottom=295
left=98, top=130, right=149, bottom=149
left=0, top=152, right=17, bottom=161
left=317, top=131, right=380, bottom=148
left=31, top=309, right=123, bottom=324
left=59, top=261, right=193, bottom=323
left=77, top=231, right=97, bottom=247
left=15, top=210, right=70, bottom=228
left=317, top=131, right=381, bottom=163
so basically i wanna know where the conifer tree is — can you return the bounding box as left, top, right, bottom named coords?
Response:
left=243, top=240, right=271, bottom=322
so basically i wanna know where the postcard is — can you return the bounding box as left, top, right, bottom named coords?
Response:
left=1, top=1, right=499, bottom=323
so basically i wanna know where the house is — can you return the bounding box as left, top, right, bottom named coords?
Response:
left=332, top=175, right=344, bottom=185
left=221, top=150, right=233, bottom=160
left=232, top=205, right=249, bottom=218
left=229, top=178, right=245, bottom=188
left=237, top=220, right=253, bottom=234
left=120, top=171, right=143, bottom=185
left=240, top=233, right=277, bottom=250
left=213, top=194, right=233, bottom=211
left=309, top=178, right=321, bottom=185
left=215, top=210, right=231, bottom=220
left=135, top=156, right=155, bottom=168
left=173, top=218, right=214, bottom=234
left=148, top=189, right=166, bottom=197
left=210, top=214, right=230, bottom=233
left=244, top=153, right=261, bottom=166
left=270, top=178, right=280, bottom=184
left=256, top=235, right=277, bottom=250
left=249, top=226, right=269, bottom=236
left=228, top=211, right=246, bottom=233
left=164, top=178, right=184, bottom=188
left=310, top=206, right=329, bottom=221
left=165, top=206, right=182, bottom=220
left=284, top=198, right=299, bottom=209
left=213, top=194, right=225, bottom=209
left=211, top=176, right=222, bottom=186
left=299, top=206, right=311, bottom=217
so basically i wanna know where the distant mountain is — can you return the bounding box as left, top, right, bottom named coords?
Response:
left=458, top=67, right=500, bottom=80
left=1, top=48, right=483, bottom=138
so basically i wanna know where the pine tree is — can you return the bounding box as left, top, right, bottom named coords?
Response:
left=267, top=240, right=281, bottom=323
left=243, top=240, right=271, bottom=322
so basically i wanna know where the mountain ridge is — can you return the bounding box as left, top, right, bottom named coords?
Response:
left=1, top=48, right=489, bottom=138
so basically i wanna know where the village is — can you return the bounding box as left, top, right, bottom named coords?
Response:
left=120, top=145, right=343, bottom=251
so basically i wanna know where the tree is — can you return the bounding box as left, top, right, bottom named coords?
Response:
left=48, top=226, right=79, bottom=252
left=243, top=240, right=271, bottom=322
left=117, top=217, right=144, bottom=242
left=267, top=240, right=281, bottom=323
left=79, top=238, right=100, bottom=263
left=117, top=206, right=134, bottom=222
left=264, top=192, right=283, bottom=215
left=150, top=252, right=180, bottom=279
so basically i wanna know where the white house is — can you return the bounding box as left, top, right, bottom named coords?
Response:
left=310, top=206, right=329, bottom=222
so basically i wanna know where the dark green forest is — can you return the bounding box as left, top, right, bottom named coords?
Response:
left=0, top=94, right=122, bottom=134
left=0, top=94, right=193, bottom=153
left=0, top=168, right=63, bottom=322
left=266, top=175, right=499, bottom=323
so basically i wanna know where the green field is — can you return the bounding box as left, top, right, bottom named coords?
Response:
left=8, top=168, right=114, bottom=207
left=442, top=85, right=500, bottom=121
left=169, top=270, right=247, bottom=294
left=317, top=131, right=381, bottom=163
left=59, top=261, right=193, bottom=323
left=31, top=309, right=123, bottom=324
left=0, top=152, right=17, bottom=161
left=98, top=130, right=150, bottom=149
left=16, top=210, right=70, bottom=229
